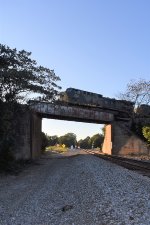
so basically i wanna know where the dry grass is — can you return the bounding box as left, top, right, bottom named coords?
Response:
left=46, top=146, right=68, bottom=153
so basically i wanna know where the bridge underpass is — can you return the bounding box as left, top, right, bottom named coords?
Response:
left=42, top=118, right=105, bottom=149
left=29, top=102, right=113, bottom=158
left=12, top=99, right=149, bottom=160
left=25, top=101, right=148, bottom=160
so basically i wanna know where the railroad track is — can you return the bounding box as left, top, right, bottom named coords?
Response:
left=84, top=150, right=150, bottom=177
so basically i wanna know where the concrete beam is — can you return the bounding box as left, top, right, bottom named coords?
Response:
left=30, top=102, right=114, bottom=124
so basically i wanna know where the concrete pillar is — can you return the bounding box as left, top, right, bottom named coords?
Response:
left=111, top=121, right=131, bottom=155
left=14, top=111, right=42, bottom=160
left=102, top=121, right=149, bottom=155
left=14, top=110, right=31, bottom=160
left=102, top=124, right=112, bottom=154
left=30, top=113, right=42, bottom=159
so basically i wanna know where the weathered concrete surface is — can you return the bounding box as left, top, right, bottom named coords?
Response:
left=118, top=135, right=150, bottom=155
left=14, top=111, right=42, bottom=160
left=30, top=102, right=114, bottom=124
left=102, top=121, right=150, bottom=155
left=102, top=125, right=112, bottom=154
left=112, top=121, right=150, bottom=155
left=14, top=109, right=31, bottom=160
left=30, top=113, right=42, bottom=159
left=9, top=107, right=42, bottom=160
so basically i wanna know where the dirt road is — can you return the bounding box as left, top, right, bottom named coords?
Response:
left=0, top=150, right=150, bottom=225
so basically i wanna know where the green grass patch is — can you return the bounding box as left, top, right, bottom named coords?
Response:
left=46, top=146, right=69, bottom=153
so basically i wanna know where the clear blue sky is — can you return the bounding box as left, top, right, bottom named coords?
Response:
left=1, top=0, right=150, bottom=140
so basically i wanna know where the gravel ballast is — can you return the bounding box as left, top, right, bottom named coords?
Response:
left=0, top=151, right=150, bottom=225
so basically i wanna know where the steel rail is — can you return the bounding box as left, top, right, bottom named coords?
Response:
left=84, top=150, right=150, bottom=175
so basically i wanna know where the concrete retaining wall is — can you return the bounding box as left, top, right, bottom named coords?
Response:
left=14, top=110, right=31, bottom=160
left=102, top=121, right=150, bottom=155
left=13, top=109, right=42, bottom=160
left=1, top=104, right=42, bottom=160
left=30, top=113, right=42, bottom=159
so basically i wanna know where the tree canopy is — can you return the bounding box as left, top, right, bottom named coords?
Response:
left=90, top=133, right=104, bottom=148
left=58, top=133, right=77, bottom=147
left=78, top=133, right=104, bottom=149
left=47, top=135, right=58, bottom=146
left=43, top=132, right=104, bottom=149
left=117, top=78, right=150, bottom=109
left=78, top=136, right=91, bottom=149
left=0, top=44, right=61, bottom=103
left=142, top=126, right=150, bottom=145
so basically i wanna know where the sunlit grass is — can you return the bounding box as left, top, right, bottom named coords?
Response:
left=46, top=146, right=68, bottom=153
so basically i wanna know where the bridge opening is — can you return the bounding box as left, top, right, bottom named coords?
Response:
left=29, top=101, right=115, bottom=158
left=42, top=118, right=105, bottom=150
left=29, top=95, right=139, bottom=159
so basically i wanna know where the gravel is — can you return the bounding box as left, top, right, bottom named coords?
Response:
left=0, top=150, right=150, bottom=225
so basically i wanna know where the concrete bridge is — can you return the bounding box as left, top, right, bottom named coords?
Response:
left=30, top=101, right=114, bottom=124
left=12, top=92, right=149, bottom=160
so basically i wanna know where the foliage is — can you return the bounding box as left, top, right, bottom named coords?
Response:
left=41, top=132, right=49, bottom=152
left=0, top=44, right=61, bottom=103
left=78, top=133, right=104, bottom=149
left=130, top=121, right=144, bottom=139
left=78, top=136, right=91, bottom=149
left=142, top=126, right=150, bottom=145
left=130, top=121, right=150, bottom=146
left=46, top=145, right=68, bottom=153
left=45, top=132, right=104, bottom=150
left=58, top=133, right=77, bottom=147
left=90, top=133, right=104, bottom=148
left=0, top=44, right=61, bottom=169
left=117, top=79, right=150, bottom=143
left=101, top=125, right=106, bottom=136
left=47, top=135, right=58, bottom=146
left=117, top=78, right=150, bottom=109
left=0, top=102, right=16, bottom=157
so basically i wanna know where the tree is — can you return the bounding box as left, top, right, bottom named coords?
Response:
left=101, top=125, right=106, bottom=136
left=58, top=133, right=77, bottom=147
left=47, top=135, right=58, bottom=146
left=142, top=126, right=150, bottom=145
left=117, top=79, right=150, bottom=144
left=78, top=136, right=91, bottom=149
left=90, top=133, right=104, bottom=148
left=117, top=78, right=150, bottom=110
left=0, top=44, right=61, bottom=103
left=41, top=132, right=49, bottom=152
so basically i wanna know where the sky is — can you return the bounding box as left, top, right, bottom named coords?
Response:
left=0, top=0, right=150, bottom=140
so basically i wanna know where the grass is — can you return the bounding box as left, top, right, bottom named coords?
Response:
left=46, top=146, right=69, bottom=153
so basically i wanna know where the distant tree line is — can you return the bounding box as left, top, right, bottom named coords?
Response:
left=41, top=132, right=104, bottom=150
